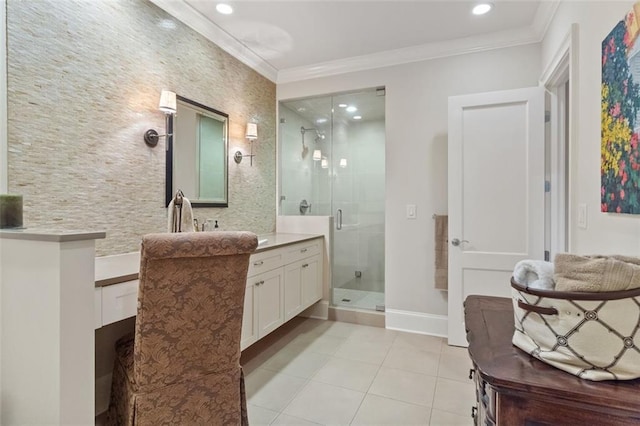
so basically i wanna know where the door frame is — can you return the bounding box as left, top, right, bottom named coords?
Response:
left=539, top=23, right=579, bottom=257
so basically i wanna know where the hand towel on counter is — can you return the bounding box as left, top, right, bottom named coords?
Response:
left=513, top=260, right=555, bottom=290
left=167, top=193, right=195, bottom=233
left=554, top=254, right=640, bottom=292
left=434, top=214, right=448, bottom=290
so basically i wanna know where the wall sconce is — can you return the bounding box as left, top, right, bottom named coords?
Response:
left=234, top=122, right=258, bottom=166
left=313, top=149, right=322, bottom=161
left=144, top=89, right=176, bottom=147
left=321, top=157, right=328, bottom=169
left=339, top=158, right=348, bottom=168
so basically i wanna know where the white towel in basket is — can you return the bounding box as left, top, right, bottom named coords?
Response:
left=513, top=260, right=555, bottom=290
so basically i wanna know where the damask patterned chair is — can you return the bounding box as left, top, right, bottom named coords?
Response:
left=107, top=231, right=258, bottom=425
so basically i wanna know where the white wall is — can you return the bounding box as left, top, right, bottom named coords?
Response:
left=278, top=43, right=541, bottom=329
left=542, top=1, right=640, bottom=256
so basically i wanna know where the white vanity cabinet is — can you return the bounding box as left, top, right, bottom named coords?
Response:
left=241, top=267, right=284, bottom=349
left=301, top=255, right=322, bottom=308
left=240, top=236, right=323, bottom=350
left=95, top=235, right=324, bottom=351
left=284, top=255, right=321, bottom=321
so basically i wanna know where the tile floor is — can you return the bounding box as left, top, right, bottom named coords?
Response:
left=241, top=318, right=475, bottom=426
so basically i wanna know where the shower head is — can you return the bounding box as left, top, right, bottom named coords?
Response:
left=301, top=126, right=325, bottom=142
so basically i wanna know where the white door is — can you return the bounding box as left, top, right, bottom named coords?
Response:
left=448, top=87, right=545, bottom=346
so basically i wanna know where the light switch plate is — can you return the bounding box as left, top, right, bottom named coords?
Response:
left=406, top=204, right=417, bottom=219
left=577, top=203, right=587, bottom=229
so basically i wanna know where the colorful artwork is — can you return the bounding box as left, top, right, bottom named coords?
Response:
left=601, top=2, right=640, bottom=214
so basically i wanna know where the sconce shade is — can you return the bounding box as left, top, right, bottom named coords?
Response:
left=313, top=149, right=322, bottom=161
left=246, top=122, right=258, bottom=140
left=340, top=158, right=348, bottom=168
left=321, top=157, right=328, bottom=168
left=158, top=90, right=177, bottom=114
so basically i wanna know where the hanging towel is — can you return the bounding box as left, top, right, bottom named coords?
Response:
left=434, top=214, right=448, bottom=290
left=513, top=260, right=555, bottom=290
left=554, top=254, right=640, bottom=292
left=167, top=190, right=195, bottom=233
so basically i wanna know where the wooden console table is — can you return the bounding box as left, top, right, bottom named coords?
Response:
left=465, top=296, right=640, bottom=426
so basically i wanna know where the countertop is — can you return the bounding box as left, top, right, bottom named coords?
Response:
left=253, top=232, right=322, bottom=253
left=0, top=228, right=106, bottom=242
left=95, top=232, right=323, bottom=287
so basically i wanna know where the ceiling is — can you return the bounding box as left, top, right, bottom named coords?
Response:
left=151, top=0, right=558, bottom=82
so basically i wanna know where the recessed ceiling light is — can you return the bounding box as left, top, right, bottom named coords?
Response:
left=338, top=104, right=348, bottom=108
left=316, top=118, right=328, bottom=124
left=472, top=3, right=493, bottom=15
left=216, top=3, right=233, bottom=15
left=353, top=116, right=362, bottom=120
left=346, top=106, right=358, bottom=113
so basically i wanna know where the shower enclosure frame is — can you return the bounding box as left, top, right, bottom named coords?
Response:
left=278, top=88, right=386, bottom=312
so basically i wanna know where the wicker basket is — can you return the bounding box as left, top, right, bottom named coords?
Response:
left=511, top=278, right=640, bottom=381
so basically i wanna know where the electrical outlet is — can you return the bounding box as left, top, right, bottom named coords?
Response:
left=406, top=204, right=417, bottom=219
left=577, top=203, right=587, bottom=229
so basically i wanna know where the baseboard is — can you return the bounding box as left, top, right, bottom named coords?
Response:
left=385, top=309, right=448, bottom=337
left=300, top=300, right=329, bottom=320
left=95, top=373, right=112, bottom=416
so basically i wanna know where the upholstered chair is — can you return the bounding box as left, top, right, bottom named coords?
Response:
left=107, top=231, right=258, bottom=425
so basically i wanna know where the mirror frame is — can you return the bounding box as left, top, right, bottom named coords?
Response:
left=165, top=95, right=229, bottom=208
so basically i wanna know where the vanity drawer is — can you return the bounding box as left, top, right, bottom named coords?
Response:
left=248, top=250, right=284, bottom=277
left=283, top=239, right=322, bottom=264
left=101, top=280, right=139, bottom=326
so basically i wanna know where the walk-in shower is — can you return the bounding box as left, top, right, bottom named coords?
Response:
left=279, top=88, right=386, bottom=312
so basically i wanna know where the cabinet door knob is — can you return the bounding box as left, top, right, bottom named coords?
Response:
left=302, top=264, right=309, bottom=268
left=300, top=248, right=308, bottom=253
left=255, top=280, right=264, bottom=286
left=254, top=260, right=264, bottom=266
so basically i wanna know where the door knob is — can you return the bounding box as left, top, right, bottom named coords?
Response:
left=451, top=238, right=469, bottom=247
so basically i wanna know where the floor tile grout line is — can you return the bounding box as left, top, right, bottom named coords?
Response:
left=248, top=319, right=476, bottom=426
left=270, top=375, right=313, bottom=423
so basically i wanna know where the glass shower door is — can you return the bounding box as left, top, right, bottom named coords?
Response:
left=331, top=90, right=385, bottom=311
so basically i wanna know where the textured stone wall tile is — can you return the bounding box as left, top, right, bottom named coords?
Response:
left=7, top=0, right=276, bottom=255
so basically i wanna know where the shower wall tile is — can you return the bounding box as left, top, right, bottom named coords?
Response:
left=279, top=105, right=333, bottom=217
left=6, top=0, right=276, bottom=255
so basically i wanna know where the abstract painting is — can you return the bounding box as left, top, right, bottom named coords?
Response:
left=602, top=2, right=640, bottom=214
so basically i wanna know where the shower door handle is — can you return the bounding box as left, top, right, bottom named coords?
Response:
left=336, top=209, right=343, bottom=230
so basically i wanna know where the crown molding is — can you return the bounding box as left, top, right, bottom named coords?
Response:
left=532, top=1, right=561, bottom=40
left=149, top=0, right=560, bottom=86
left=277, top=1, right=560, bottom=84
left=148, top=0, right=278, bottom=82
left=277, top=25, right=542, bottom=84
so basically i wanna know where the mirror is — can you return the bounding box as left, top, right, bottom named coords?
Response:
left=166, top=95, right=229, bottom=207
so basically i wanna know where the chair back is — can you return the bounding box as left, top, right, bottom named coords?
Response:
left=133, top=231, right=258, bottom=390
